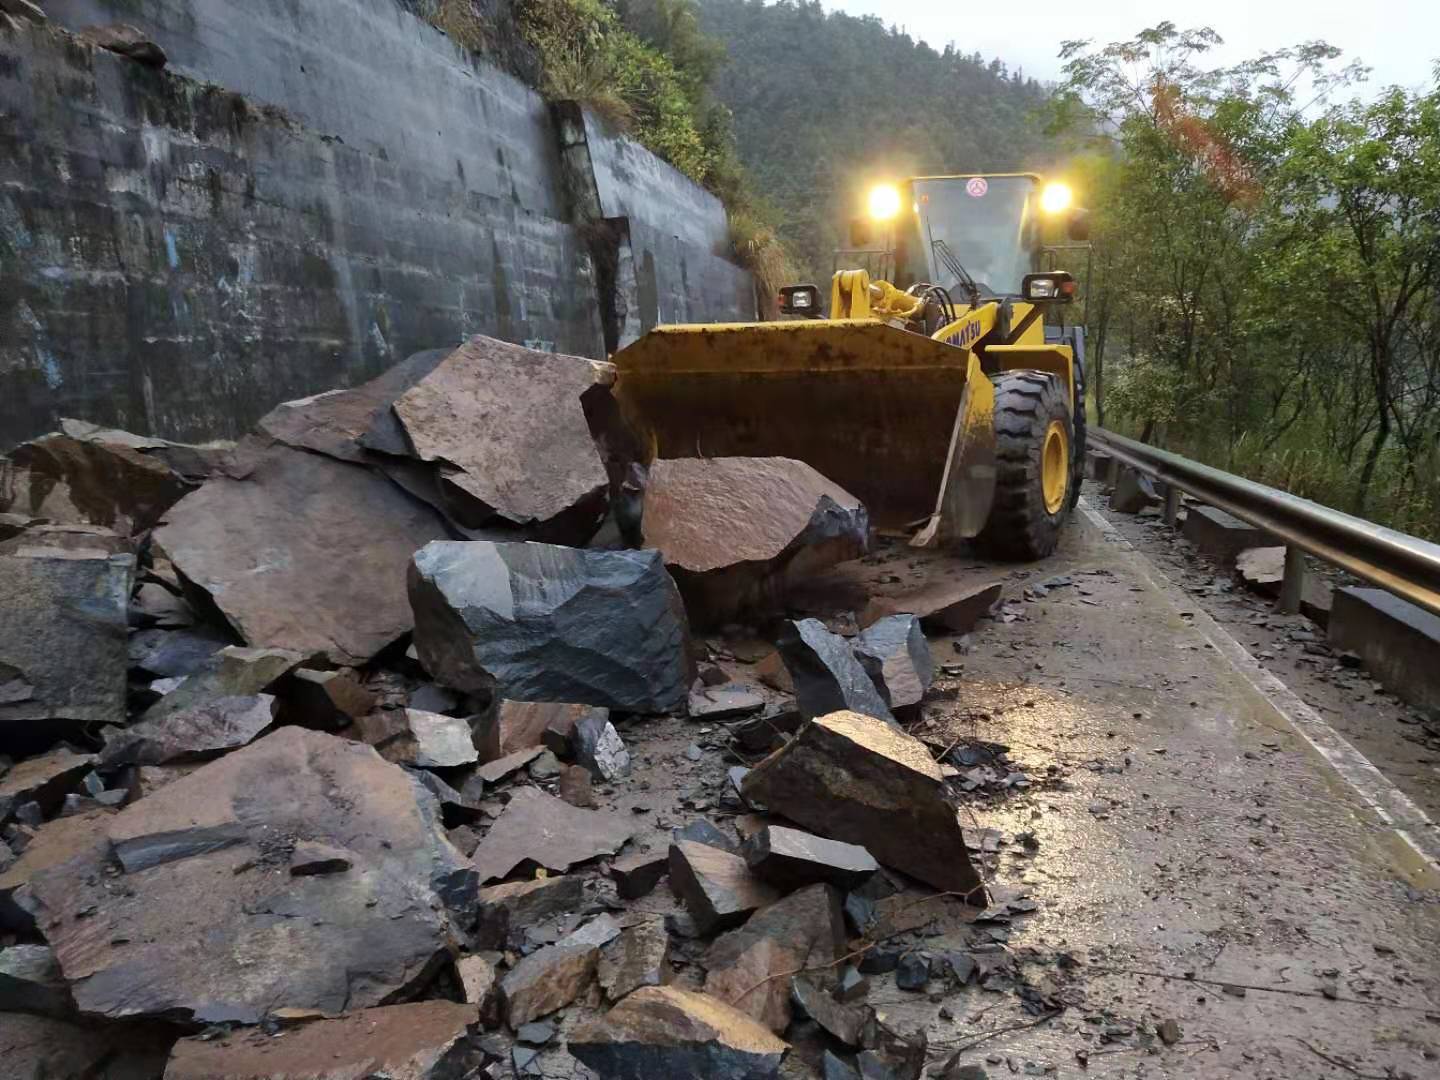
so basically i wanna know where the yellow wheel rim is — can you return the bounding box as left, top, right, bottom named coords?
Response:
left=1041, top=419, right=1069, bottom=515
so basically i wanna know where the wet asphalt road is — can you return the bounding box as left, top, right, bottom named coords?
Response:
left=861, top=499, right=1440, bottom=1078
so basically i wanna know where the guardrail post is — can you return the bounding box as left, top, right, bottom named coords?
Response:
left=1163, top=484, right=1180, bottom=527
left=1105, top=456, right=1120, bottom=487
left=1278, top=545, right=1306, bottom=615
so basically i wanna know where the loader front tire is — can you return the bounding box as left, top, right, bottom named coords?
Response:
left=973, top=371, right=1072, bottom=561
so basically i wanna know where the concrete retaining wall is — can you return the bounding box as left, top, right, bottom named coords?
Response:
left=2, top=1, right=754, bottom=445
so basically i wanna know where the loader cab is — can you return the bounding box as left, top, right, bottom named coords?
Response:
left=849, top=174, right=1085, bottom=302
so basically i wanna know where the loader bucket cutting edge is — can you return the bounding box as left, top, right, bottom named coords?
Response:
left=611, top=321, right=984, bottom=530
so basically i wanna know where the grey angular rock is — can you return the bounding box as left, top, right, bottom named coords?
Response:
left=825, top=1051, right=863, bottom=1080
left=473, top=744, right=544, bottom=784
left=599, top=919, right=672, bottom=1001
left=138, top=645, right=303, bottom=726
left=0, top=549, right=133, bottom=751
left=381, top=708, right=479, bottom=769
left=162, top=1001, right=484, bottom=1079
left=569, top=985, right=788, bottom=1080
left=409, top=541, right=693, bottom=712
left=99, top=695, right=276, bottom=767
left=742, top=711, right=982, bottom=899
left=778, top=619, right=893, bottom=723
left=500, top=940, right=600, bottom=1027
left=130, top=582, right=194, bottom=628
left=155, top=444, right=450, bottom=665
left=852, top=615, right=933, bottom=709
left=689, top=684, right=767, bottom=720
left=673, top=818, right=740, bottom=854
left=609, top=849, right=668, bottom=900
left=669, top=840, right=781, bottom=935
left=528, top=749, right=563, bottom=779
left=640, top=456, right=870, bottom=624
left=475, top=873, right=585, bottom=951
left=0, top=943, right=73, bottom=1017
left=515, top=1020, right=556, bottom=1045
left=574, top=710, right=632, bottom=781
left=26, top=728, right=476, bottom=1023
left=792, top=976, right=869, bottom=1046
left=895, top=952, right=930, bottom=991
left=837, top=966, right=870, bottom=1002
left=388, top=336, right=614, bottom=540
left=0, top=746, right=96, bottom=824
left=0, top=1012, right=172, bottom=1079
left=1111, top=468, right=1161, bottom=514
left=78, top=23, right=168, bottom=66
left=704, top=884, right=847, bottom=1033
left=741, top=825, right=879, bottom=891
left=0, top=810, right=113, bottom=932
left=127, top=628, right=229, bottom=680
left=471, top=787, right=634, bottom=883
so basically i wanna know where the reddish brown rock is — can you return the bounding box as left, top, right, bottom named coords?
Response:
left=470, top=787, right=634, bottom=883
left=0, top=810, right=113, bottom=931
left=26, top=728, right=476, bottom=1023
left=641, top=456, right=870, bottom=624
left=669, top=840, right=781, bottom=935
left=860, top=580, right=1002, bottom=634
left=741, top=711, right=983, bottom=899
left=155, top=445, right=449, bottom=665
left=476, top=700, right=600, bottom=763
left=704, top=884, right=847, bottom=1033
left=559, top=764, right=596, bottom=808
left=389, top=336, right=614, bottom=539
left=474, top=874, right=585, bottom=951
left=609, top=849, right=669, bottom=900
left=599, top=919, right=671, bottom=1001
left=569, top=986, right=788, bottom=1079
left=162, top=1001, right=483, bottom=1079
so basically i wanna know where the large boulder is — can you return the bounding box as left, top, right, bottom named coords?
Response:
left=26, top=727, right=476, bottom=1024
left=569, top=986, right=788, bottom=1080
left=385, top=335, right=615, bottom=541
left=409, top=541, right=693, bottom=712
left=154, top=445, right=450, bottom=665
left=741, top=711, right=983, bottom=899
left=0, top=549, right=133, bottom=752
left=641, top=457, right=869, bottom=624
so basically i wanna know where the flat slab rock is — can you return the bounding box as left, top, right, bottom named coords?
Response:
left=99, top=693, right=277, bottom=767
left=742, top=711, right=982, bottom=899
left=155, top=444, right=450, bottom=665
left=409, top=541, right=693, bottom=713
left=741, top=824, right=879, bottom=892
left=0, top=549, right=133, bottom=747
left=861, top=580, right=1002, bottom=635
left=470, top=787, right=635, bottom=884
left=162, top=1001, right=483, bottom=1079
left=27, top=727, right=475, bottom=1023
left=389, top=335, right=613, bottom=532
left=641, top=456, right=870, bottom=623
left=569, top=985, right=788, bottom=1080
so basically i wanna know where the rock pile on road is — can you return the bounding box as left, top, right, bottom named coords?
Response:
left=0, top=335, right=1009, bottom=1078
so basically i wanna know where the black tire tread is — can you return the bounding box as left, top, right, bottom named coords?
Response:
left=972, top=370, right=1073, bottom=560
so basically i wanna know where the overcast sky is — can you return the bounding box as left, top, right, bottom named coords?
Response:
left=826, top=1, right=1438, bottom=96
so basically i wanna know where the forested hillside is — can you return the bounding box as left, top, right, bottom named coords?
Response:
left=697, top=0, right=1056, bottom=277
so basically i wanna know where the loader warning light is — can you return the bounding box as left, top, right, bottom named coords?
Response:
left=867, top=184, right=902, bottom=220
left=1040, top=182, right=1074, bottom=214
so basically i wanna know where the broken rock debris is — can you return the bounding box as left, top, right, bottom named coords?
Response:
left=779, top=618, right=895, bottom=723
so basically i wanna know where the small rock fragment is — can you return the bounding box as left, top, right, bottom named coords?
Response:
left=598, top=919, right=672, bottom=1000
left=457, top=954, right=498, bottom=1009
left=475, top=874, right=585, bottom=951
left=574, top=712, right=632, bottom=781
left=1158, top=1018, right=1182, bottom=1045
left=792, top=976, right=868, bottom=1046
left=895, top=952, right=930, bottom=992
left=0, top=943, right=72, bottom=1017
left=559, top=764, right=595, bottom=807
left=741, top=824, right=879, bottom=891
left=499, top=940, right=600, bottom=1027
left=852, top=615, right=933, bottom=709
left=669, top=840, right=781, bottom=934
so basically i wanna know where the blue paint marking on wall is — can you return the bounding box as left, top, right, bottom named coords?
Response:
left=164, top=229, right=180, bottom=269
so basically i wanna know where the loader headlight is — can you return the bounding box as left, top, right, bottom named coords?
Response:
left=779, top=283, right=822, bottom=317
left=1022, top=271, right=1077, bottom=303
left=867, top=183, right=902, bottom=221
left=1040, top=182, right=1073, bottom=214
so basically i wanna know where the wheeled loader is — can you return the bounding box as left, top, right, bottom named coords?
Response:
left=610, top=173, right=1088, bottom=560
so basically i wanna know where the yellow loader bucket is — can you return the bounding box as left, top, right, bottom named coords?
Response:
left=611, top=320, right=990, bottom=532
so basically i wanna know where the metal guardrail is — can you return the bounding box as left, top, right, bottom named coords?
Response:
left=1087, top=427, right=1440, bottom=620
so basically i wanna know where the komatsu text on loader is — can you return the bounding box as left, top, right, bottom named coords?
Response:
left=611, top=173, right=1089, bottom=560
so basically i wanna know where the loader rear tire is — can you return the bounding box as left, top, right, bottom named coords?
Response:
left=972, top=371, right=1072, bottom=561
